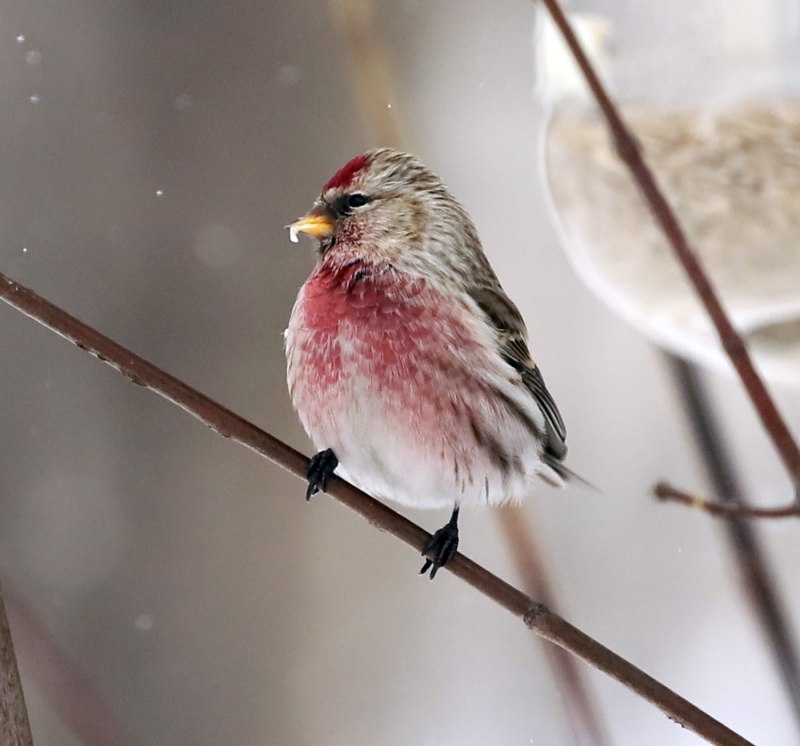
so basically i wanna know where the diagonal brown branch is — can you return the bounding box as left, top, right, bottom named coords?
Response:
left=0, top=271, right=754, bottom=745
left=536, top=0, right=800, bottom=500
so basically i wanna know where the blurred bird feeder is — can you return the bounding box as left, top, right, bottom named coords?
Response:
left=537, top=1, right=800, bottom=384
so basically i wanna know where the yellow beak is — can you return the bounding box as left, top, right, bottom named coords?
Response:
left=287, top=210, right=336, bottom=243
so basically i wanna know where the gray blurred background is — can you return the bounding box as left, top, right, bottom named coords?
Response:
left=1, top=1, right=799, bottom=744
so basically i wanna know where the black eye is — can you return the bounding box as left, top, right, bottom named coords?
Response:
left=346, top=193, right=369, bottom=209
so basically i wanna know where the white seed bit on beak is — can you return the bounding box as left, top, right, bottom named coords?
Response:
left=288, top=225, right=300, bottom=243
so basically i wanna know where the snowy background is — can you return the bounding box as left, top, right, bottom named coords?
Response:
left=0, top=1, right=799, bottom=744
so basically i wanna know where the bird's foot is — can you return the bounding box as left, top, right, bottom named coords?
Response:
left=420, top=507, right=460, bottom=580
left=306, top=449, right=338, bottom=501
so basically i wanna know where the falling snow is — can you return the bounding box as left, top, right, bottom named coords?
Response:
left=175, top=93, right=193, bottom=111
left=135, top=614, right=154, bottom=632
left=277, top=64, right=300, bottom=87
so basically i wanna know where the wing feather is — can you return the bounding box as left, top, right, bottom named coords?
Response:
left=467, top=284, right=567, bottom=459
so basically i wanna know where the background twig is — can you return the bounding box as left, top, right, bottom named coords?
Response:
left=330, top=2, right=609, bottom=742
left=0, top=272, right=754, bottom=746
left=655, top=483, right=800, bottom=519
left=496, top=507, right=609, bottom=746
left=5, top=586, right=138, bottom=746
left=0, top=582, right=34, bottom=746
left=329, top=0, right=403, bottom=146
left=666, top=355, right=800, bottom=733
left=540, top=0, right=800, bottom=725
left=536, top=0, right=800, bottom=498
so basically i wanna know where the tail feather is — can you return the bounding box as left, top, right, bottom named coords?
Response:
left=542, top=454, right=600, bottom=493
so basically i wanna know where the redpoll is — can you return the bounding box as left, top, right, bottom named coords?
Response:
left=285, top=148, right=573, bottom=578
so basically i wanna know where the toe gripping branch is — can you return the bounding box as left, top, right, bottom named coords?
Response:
left=306, top=451, right=459, bottom=580
left=420, top=506, right=460, bottom=580
left=306, top=449, right=338, bottom=501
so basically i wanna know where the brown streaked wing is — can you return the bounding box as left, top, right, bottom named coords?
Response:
left=467, top=284, right=567, bottom=458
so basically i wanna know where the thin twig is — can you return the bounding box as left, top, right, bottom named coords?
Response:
left=496, top=508, right=610, bottom=746
left=0, top=272, right=754, bottom=745
left=537, top=0, right=800, bottom=498
left=5, top=587, right=138, bottom=746
left=330, top=3, right=609, bottom=740
left=329, top=0, right=403, bottom=147
left=655, top=483, right=799, bottom=518
left=0, top=582, right=34, bottom=746
left=667, top=355, right=800, bottom=733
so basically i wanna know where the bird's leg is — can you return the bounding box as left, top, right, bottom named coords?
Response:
left=306, top=448, right=338, bottom=501
left=420, top=505, right=460, bottom=579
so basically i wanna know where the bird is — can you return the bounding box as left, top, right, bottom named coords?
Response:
left=285, top=148, right=573, bottom=578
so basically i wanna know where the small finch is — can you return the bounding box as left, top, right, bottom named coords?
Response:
left=285, top=148, right=573, bottom=578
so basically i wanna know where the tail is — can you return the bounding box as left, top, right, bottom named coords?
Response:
left=541, top=453, right=601, bottom=493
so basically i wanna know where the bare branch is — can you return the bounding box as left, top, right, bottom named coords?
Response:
left=496, top=508, right=610, bottom=746
left=655, top=483, right=800, bottom=519
left=667, top=355, right=800, bottom=732
left=536, top=0, right=800, bottom=497
left=329, top=0, right=403, bottom=147
left=0, top=272, right=756, bottom=744
left=0, top=582, right=34, bottom=746
left=5, top=587, right=138, bottom=746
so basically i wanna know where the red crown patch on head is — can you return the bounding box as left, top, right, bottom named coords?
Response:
left=323, top=154, right=369, bottom=192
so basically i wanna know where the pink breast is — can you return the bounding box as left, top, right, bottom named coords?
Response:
left=296, top=261, right=479, bottom=391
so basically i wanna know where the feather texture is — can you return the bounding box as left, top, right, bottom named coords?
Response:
left=286, top=148, right=574, bottom=510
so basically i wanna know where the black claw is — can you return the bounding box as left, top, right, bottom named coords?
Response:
left=306, top=449, right=338, bottom=501
left=419, top=506, right=460, bottom=579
